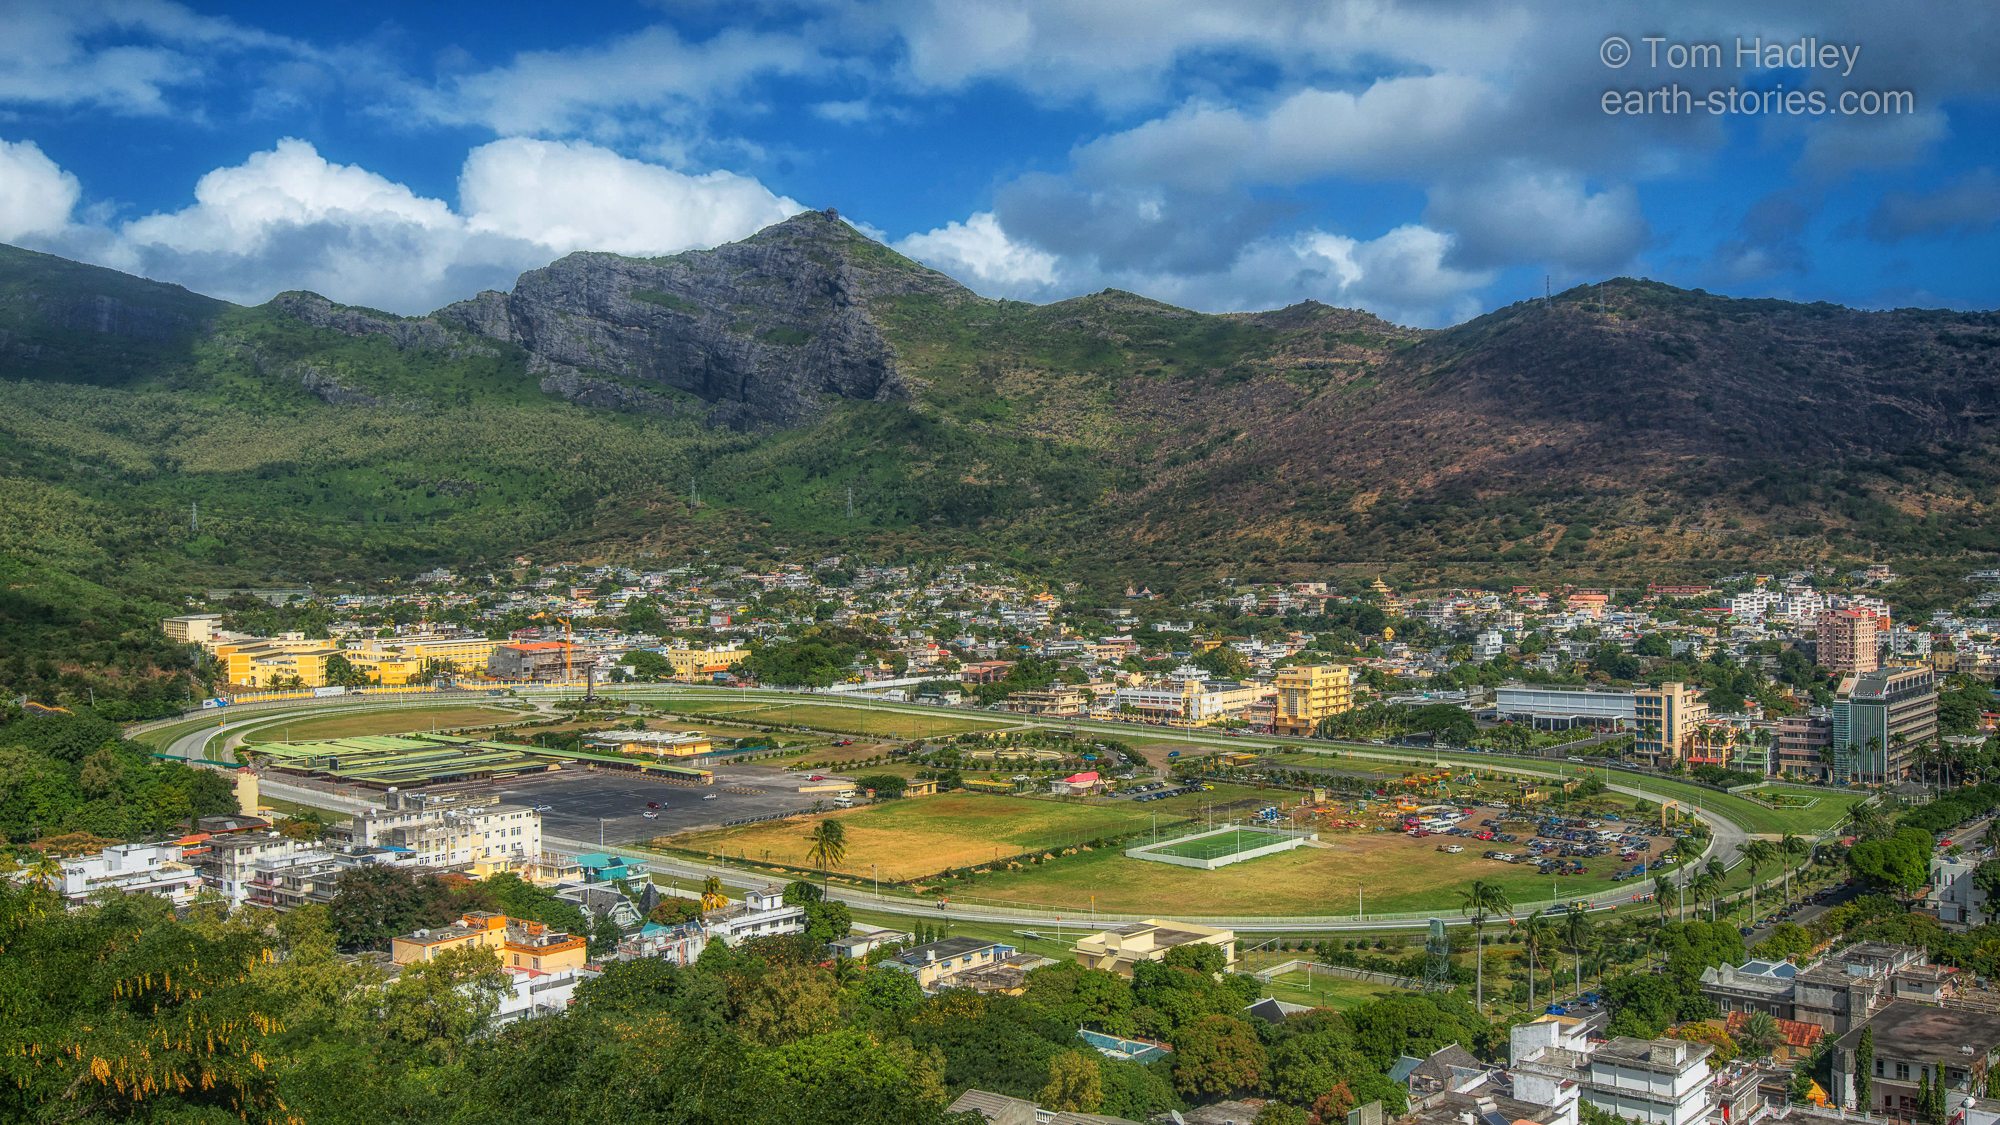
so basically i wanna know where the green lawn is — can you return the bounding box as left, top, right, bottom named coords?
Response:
left=662, top=792, right=1177, bottom=881
left=1261, top=969, right=1407, bottom=1011
left=1736, top=785, right=1864, bottom=835
left=647, top=698, right=1008, bottom=739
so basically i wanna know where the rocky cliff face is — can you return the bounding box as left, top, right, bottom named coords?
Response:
left=436, top=209, right=974, bottom=428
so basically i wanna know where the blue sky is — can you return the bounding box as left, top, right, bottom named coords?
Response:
left=1, top=1, right=1996, bottom=326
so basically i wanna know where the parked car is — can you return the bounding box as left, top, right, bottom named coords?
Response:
left=647, top=801, right=662, bottom=809
left=642, top=811, right=659, bottom=819
left=702, top=793, right=717, bottom=800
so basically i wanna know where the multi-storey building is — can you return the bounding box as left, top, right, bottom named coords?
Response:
left=1830, top=1002, right=2000, bottom=1118
left=487, top=641, right=577, bottom=681
left=1818, top=608, right=1882, bottom=678
left=1831, top=666, right=1937, bottom=783
left=336, top=791, right=541, bottom=872
left=1580, top=1036, right=1714, bottom=1125
left=1271, top=664, right=1354, bottom=736
left=1777, top=711, right=1833, bottom=779
left=161, top=613, right=225, bottom=644
left=52, top=842, right=203, bottom=908
left=662, top=645, right=749, bottom=681
left=393, top=911, right=588, bottom=974
left=1634, top=682, right=1707, bottom=766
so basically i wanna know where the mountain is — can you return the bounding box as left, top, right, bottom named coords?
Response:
left=3, top=211, right=2000, bottom=702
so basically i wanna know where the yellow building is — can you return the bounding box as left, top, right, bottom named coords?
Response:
left=391, top=911, right=587, bottom=974
left=212, top=636, right=337, bottom=686
left=663, top=645, right=749, bottom=682
left=1072, top=919, right=1236, bottom=977
left=356, top=634, right=502, bottom=674
left=344, top=649, right=424, bottom=686
left=1272, top=664, right=1354, bottom=736
left=1635, top=681, right=1709, bottom=767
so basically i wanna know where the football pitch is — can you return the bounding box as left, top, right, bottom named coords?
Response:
left=1151, top=828, right=1296, bottom=860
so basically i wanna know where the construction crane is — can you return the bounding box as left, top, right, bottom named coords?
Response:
left=558, top=617, right=574, bottom=685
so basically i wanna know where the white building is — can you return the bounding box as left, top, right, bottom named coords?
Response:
left=702, top=885, right=806, bottom=944
left=193, top=833, right=326, bottom=906
left=1471, top=631, right=1506, bottom=661
left=1509, top=1015, right=1593, bottom=1125
left=340, top=791, right=541, bottom=871
left=52, top=842, right=203, bottom=908
left=1582, top=1036, right=1714, bottom=1125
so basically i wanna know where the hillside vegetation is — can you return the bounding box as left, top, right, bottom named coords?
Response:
left=2, top=214, right=1998, bottom=705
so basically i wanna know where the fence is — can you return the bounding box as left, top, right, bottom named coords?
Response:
left=1253, top=958, right=1431, bottom=992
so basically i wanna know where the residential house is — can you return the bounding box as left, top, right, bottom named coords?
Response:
left=884, top=937, right=1016, bottom=992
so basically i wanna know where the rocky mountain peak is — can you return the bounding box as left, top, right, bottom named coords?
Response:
left=433, top=210, right=967, bottom=428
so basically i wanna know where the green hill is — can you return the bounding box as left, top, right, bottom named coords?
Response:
left=2, top=212, right=1999, bottom=707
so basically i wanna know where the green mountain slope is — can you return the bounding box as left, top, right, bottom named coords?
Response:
left=2, top=214, right=1999, bottom=707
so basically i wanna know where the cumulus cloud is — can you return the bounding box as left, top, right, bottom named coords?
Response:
left=895, top=208, right=1490, bottom=326
left=1866, top=169, right=2000, bottom=242
left=12, top=137, right=805, bottom=314
left=894, top=212, right=1059, bottom=291
left=0, top=140, right=81, bottom=242
left=459, top=138, right=801, bottom=257
left=1424, top=166, right=1649, bottom=274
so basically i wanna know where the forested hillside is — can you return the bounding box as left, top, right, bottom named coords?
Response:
left=2, top=214, right=1999, bottom=708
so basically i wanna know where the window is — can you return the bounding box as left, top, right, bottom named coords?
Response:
left=1895, top=1064, right=1909, bottom=1080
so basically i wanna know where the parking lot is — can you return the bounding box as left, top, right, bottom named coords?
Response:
left=481, top=765, right=823, bottom=847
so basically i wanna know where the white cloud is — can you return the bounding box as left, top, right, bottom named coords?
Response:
left=397, top=25, right=822, bottom=141
left=11, top=136, right=807, bottom=314
left=1424, top=166, right=1649, bottom=273
left=895, top=211, right=1059, bottom=290
left=0, top=1, right=305, bottom=115
left=0, top=139, right=81, bottom=241
left=895, top=208, right=1490, bottom=326
left=459, top=137, right=801, bottom=257
left=1074, top=75, right=1504, bottom=192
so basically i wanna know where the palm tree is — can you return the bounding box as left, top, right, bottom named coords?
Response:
left=1779, top=834, right=1810, bottom=905
left=1742, top=839, right=1777, bottom=924
left=1458, top=879, right=1511, bottom=1013
left=1688, top=870, right=1721, bottom=923
left=1739, top=1010, right=1783, bottom=1060
left=1525, top=910, right=1559, bottom=1006
left=24, top=852, right=62, bottom=894
left=1653, top=875, right=1674, bottom=922
left=1672, top=836, right=1703, bottom=919
left=1562, top=904, right=1592, bottom=999
left=700, top=875, right=729, bottom=912
left=1521, top=910, right=1545, bottom=1009
left=807, top=820, right=848, bottom=886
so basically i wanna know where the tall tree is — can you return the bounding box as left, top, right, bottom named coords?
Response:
left=1457, top=879, right=1510, bottom=1013
left=1562, top=904, right=1593, bottom=998
left=807, top=819, right=848, bottom=887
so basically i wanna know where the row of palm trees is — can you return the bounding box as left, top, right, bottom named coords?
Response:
left=1456, top=829, right=1823, bottom=1011
left=1649, top=833, right=1815, bottom=927
left=1457, top=881, right=1595, bottom=1012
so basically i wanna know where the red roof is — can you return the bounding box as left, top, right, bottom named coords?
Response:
left=1725, top=1011, right=1824, bottom=1050
left=1061, top=771, right=1100, bottom=785
left=509, top=641, right=573, bottom=652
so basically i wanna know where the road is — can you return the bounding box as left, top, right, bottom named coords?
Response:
left=138, top=686, right=1780, bottom=931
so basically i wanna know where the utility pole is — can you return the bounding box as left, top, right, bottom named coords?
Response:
left=189, top=501, right=199, bottom=534
left=846, top=485, right=855, bottom=520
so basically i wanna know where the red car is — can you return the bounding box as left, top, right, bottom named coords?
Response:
left=647, top=801, right=661, bottom=809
